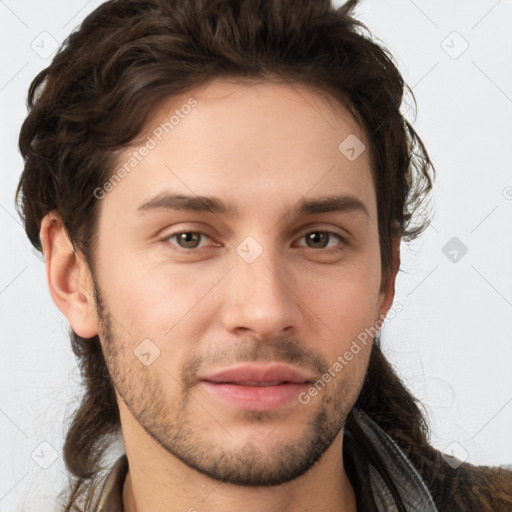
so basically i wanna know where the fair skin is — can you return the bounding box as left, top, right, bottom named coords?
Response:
left=41, top=79, right=400, bottom=512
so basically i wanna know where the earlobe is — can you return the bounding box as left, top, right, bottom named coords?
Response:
left=40, top=212, right=99, bottom=338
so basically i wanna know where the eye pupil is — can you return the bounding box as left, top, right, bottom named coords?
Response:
left=178, top=232, right=200, bottom=248
left=307, top=232, right=328, bottom=248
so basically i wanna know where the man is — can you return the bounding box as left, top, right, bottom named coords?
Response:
left=15, top=0, right=512, bottom=510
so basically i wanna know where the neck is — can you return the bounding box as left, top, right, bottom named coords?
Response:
left=121, top=428, right=356, bottom=512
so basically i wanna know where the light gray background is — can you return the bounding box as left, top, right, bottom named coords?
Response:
left=1, top=0, right=511, bottom=510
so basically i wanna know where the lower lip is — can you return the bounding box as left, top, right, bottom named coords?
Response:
left=200, top=382, right=308, bottom=411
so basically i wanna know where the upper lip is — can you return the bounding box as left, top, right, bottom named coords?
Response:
left=199, top=363, right=315, bottom=385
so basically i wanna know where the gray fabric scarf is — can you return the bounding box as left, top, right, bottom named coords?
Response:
left=348, top=408, right=438, bottom=512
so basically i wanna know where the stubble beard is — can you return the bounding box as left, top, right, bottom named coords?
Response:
left=95, top=285, right=366, bottom=487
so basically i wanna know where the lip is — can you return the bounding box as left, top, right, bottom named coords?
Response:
left=200, top=363, right=315, bottom=385
left=199, top=363, right=315, bottom=411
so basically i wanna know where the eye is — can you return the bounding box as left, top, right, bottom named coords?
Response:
left=164, top=229, right=346, bottom=253
left=296, top=230, right=345, bottom=250
left=166, top=231, right=213, bottom=250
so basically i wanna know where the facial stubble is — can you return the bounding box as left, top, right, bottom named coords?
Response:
left=94, top=281, right=368, bottom=487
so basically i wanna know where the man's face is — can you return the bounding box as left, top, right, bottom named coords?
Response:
left=92, top=79, right=391, bottom=485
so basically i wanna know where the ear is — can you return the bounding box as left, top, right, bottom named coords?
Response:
left=377, top=234, right=401, bottom=319
left=40, top=212, right=99, bottom=338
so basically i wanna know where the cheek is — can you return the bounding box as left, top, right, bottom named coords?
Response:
left=95, top=247, right=224, bottom=347
left=295, top=256, right=382, bottom=344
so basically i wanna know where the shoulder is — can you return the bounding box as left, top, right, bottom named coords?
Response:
left=414, top=449, right=512, bottom=512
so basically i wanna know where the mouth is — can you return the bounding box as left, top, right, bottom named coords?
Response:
left=199, top=363, right=314, bottom=411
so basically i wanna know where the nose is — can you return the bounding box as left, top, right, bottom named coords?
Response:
left=220, top=245, right=301, bottom=339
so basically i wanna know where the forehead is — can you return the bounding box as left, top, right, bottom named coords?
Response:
left=101, top=79, right=376, bottom=223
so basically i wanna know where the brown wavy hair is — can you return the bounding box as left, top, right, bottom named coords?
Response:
left=15, top=0, right=511, bottom=510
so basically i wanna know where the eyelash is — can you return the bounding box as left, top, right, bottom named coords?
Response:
left=164, top=229, right=347, bottom=253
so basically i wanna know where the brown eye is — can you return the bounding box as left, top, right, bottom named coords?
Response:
left=299, top=231, right=343, bottom=250
left=305, top=232, right=328, bottom=248
left=168, top=232, right=209, bottom=250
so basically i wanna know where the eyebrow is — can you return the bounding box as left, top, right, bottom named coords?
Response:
left=136, top=192, right=369, bottom=219
left=137, top=193, right=239, bottom=216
